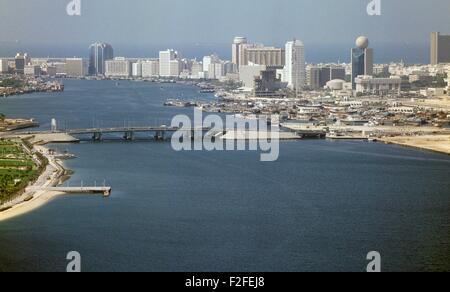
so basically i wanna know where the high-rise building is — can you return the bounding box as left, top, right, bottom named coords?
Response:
left=15, top=53, right=30, bottom=75
left=241, top=46, right=285, bottom=67
left=159, top=50, right=180, bottom=77
left=142, top=59, right=159, bottom=77
left=65, top=58, right=88, bottom=77
left=208, top=62, right=225, bottom=80
left=284, top=40, right=306, bottom=90
left=308, top=65, right=346, bottom=89
left=105, top=57, right=132, bottom=77
left=190, top=60, right=203, bottom=79
left=351, top=36, right=373, bottom=89
left=232, top=37, right=247, bottom=70
left=0, top=59, right=9, bottom=73
left=203, top=54, right=219, bottom=73
left=132, top=62, right=143, bottom=77
left=89, top=42, right=114, bottom=75
left=24, top=64, right=41, bottom=76
left=430, top=32, right=450, bottom=65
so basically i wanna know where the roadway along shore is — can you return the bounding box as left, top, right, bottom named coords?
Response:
left=0, top=144, right=66, bottom=221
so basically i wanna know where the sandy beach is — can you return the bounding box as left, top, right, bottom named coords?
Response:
left=0, top=144, right=66, bottom=222
left=380, top=135, right=450, bottom=155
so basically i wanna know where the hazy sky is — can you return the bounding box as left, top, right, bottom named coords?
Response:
left=0, top=0, right=449, bottom=62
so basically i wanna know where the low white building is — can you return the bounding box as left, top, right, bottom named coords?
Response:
left=355, top=75, right=402, bottom=95
left=388, top=106, right=416, bottom=114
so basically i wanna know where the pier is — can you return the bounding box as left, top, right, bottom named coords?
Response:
left=28, top=186, right=112, bottom=197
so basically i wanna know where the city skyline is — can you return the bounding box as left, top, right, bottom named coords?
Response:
left=0, top=0, right=449, bottom=62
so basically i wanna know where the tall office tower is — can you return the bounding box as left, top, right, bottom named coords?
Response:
left=430, top=32, right=450, bottom=65
left=15, top=53, right=30, bottom=75
left=241, top=46, right=285, bottom=67
left=159, top=50, right=180, bottom=77
left=351, top=36, right=373, bottom=89
left=285, top=40, right=306, bottom=90
left=232, top=37, right=247, bottom=70
left=65, top=58, right=88, bottom=77
left=88, top=42, right=114, bottom=75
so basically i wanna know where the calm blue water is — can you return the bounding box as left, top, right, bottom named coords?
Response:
left=0, top=80, right=449, bottom=272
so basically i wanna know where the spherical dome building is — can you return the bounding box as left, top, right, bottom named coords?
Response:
left=355, top=36, right=369, bottom=49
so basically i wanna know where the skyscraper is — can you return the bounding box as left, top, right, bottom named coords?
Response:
left=351, top=36, right=373, bottom=89
left=15, top=53, right=30, bottom=75
left=88, top=42, right=114, bottom=76
left=430, top=32, right=450, bottom=65
left=241, top=46, right=285, bottom=67
left=159, top=50, right=180, bottom=77
left=284, top=40, right=306, bottom=91
left=232, top=37, right=247, bottom=70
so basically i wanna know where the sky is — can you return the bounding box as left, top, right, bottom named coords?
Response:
left=0, top=0, right=449, bottom=63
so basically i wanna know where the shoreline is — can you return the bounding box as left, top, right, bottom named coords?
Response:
left=0, top=143, right=67, bottom=222
left=379, top=135, right=450, bottom=156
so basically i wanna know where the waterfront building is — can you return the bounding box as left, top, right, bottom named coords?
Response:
left=65, top=58, right=88, bottom=77
left=15, top=53, right=30, bottom=75
left=89, top=42, right=114, bottom=76
left=105, top=57, right=132, bottom=77
left=208, top=62, right=225, bottom=80
left=355, top=75, right=401, bottom=95
left=24, top=64, right=41, bottom=76
left=232, top=37, right=247, bottom=70
left=284, top=39, right=306, bottom=90
left=0, top=59, right=9, bottom=73
left=142, top=59, right=159, bottom=77
left=430, top=32, right=450, bottom=65
left=351, top=36, right=374, bottom=89
left=132, top=62, right=143, bottom=77
left=159, top=50, right=180, bottom=77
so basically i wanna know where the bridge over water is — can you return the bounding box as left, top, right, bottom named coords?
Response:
left=25, top=125, right=216, bottom=141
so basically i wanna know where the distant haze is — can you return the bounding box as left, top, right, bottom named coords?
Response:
left=0, top=0, right=449, bottom=63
